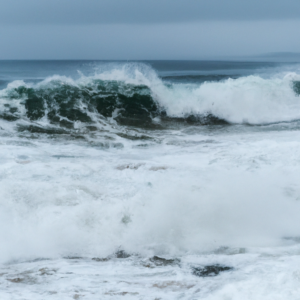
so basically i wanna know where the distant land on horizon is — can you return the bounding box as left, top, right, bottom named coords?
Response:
left=202, top=52, right=300, bottom=63
left=254, top=52, right=300, bottom=62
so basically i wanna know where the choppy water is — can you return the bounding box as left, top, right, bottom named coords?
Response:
left=1, top=60, right=300, bottom=299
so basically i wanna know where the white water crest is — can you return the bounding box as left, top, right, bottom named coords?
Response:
left=84, top=64, right=300, bottom=124
left=1, top=63, right=300, bottom=129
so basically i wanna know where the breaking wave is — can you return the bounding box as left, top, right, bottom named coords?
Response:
left=1, top=63, right=300, bottom=134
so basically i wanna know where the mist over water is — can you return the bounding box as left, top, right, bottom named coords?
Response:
left=1, top=60, right=300, bottom=299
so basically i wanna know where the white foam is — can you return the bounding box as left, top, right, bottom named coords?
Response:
left=1, top=129, right=300, bottom=263
left=151, top=74, right=300, bottom=124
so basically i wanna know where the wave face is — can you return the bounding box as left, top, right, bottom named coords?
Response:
left=0, top=63, right=300, bottom=135
left=4, top=80, right=160, bottom=127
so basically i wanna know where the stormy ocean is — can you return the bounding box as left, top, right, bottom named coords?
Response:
left=1, top=60, right=300, bottom=299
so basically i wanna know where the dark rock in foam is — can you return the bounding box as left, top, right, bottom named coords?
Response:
left=192, top=265, right=233, bottom=277
left=115, top=250, right=131, bottom=259
left=149, top=256, right=181, bottom=266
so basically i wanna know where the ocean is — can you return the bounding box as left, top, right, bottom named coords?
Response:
left=1, top=60, right=300, bottom=299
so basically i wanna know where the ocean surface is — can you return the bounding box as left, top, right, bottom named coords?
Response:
left=1, top=60, right=300, bottom=299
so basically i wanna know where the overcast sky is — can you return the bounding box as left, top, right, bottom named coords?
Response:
left=0, top=0, right=299, bottom=59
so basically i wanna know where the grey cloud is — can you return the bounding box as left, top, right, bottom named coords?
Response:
left=1, top=21, right=299, bottom=60
left=0, top=0, right=300, bottom=25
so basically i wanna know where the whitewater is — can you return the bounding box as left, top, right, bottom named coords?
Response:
left=1, top=60, right=300, bottom=299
